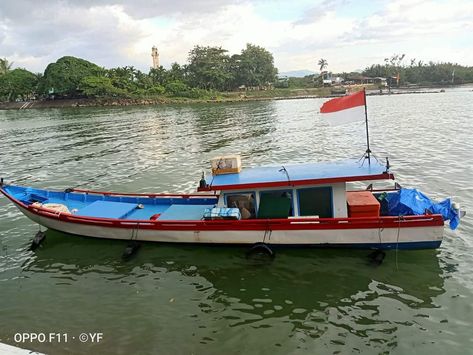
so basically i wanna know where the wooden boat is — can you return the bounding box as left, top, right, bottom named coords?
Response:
left=0, top=158, right=460, bottom=250
left=0, top=92, right=462, bottom=250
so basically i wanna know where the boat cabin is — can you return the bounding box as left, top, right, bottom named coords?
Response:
left=199, top=158, right=393, bottom=220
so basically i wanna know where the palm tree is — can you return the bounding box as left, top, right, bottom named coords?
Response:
left=318, top=58, right=328, bottom=72
left=149, top=66, right=168, bottom=86
left=0, top=58, right=13, bottom=75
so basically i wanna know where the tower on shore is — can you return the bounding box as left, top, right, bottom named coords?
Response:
left=151, top=46, right=160, bottom=69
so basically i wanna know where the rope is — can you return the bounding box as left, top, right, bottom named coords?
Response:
left=208, top=157, right=225, bottom=189
left=377, top=219, right=383, bottom=245
left=38, top=214, right=42, bottom=232
left=131, top=223, right=140, bottom=241
left=395, top=215, right=403, bottom=270
left=262, top=220, right=272, bottom=243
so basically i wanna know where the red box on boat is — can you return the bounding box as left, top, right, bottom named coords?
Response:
left=346, top=191, right=380, bottom=218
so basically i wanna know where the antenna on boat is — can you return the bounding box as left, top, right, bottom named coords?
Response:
left=363, top=88, right=371, bottom=166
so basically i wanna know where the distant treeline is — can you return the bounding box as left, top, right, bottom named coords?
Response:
left=286, top=54, right=473, bottom=89
left=1, top=52, right=473, bottom=102
left=0, top=44, right=277, bottom=102
left=362, top=54, right=473, bottom=86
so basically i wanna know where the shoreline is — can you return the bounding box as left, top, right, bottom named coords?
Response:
left=0, top=87, right=460, bottom=111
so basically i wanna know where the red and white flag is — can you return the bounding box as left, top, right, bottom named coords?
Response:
left=320, top=90, right=366, bottom=126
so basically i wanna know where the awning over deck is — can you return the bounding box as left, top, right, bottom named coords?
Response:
left=203, top=159, right=393, bottom=191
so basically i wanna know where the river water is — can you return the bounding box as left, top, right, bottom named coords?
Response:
left=0, top=89, right=472, bottom=354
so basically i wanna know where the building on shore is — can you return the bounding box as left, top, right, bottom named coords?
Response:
left=344, top=75, right=387, bottom=87
left=151, top=46, right=160, bottom=69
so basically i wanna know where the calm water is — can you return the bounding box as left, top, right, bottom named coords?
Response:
left=1, top=89, right=472, bottom=354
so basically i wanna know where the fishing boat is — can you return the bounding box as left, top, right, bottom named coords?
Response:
left=0, top=156, right=462, bottom=250
left=0, top=90, right=463, bottom=250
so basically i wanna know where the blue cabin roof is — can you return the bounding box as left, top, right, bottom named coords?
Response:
left=204, top=159, right=393, bottom=191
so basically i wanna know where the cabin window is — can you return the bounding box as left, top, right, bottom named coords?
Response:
left=225, top=192, right=256, bottom=219
left=297, top=187, right=333, bottom=218
left=258, top=190, right=293, bottom=218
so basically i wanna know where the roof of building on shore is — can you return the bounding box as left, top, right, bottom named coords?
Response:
left=205, top=159, right=394, bottom=191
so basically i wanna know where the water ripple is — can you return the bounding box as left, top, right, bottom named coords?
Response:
left=1, top=90, right=473, bottom=354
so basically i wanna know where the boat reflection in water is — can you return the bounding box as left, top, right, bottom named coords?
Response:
left=21, top=229, right=446, bottom=354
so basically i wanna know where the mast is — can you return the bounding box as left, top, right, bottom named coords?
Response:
left=363, top=88, right=371, bottom=165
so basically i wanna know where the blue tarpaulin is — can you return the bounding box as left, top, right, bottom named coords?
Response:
left=386, top=189, right=460, bottom=230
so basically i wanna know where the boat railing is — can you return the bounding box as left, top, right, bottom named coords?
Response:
left=70, top=188, right=217, bottom=199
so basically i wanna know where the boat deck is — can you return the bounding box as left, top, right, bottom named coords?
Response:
left=4, top=185, right=218, bottom=221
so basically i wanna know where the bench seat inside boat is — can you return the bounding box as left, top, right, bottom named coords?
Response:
left=157, top=204, right=215, bottom=221
left=77, top=200, right=139, bottom=219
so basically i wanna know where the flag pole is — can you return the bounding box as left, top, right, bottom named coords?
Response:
left=363, top=88, right=371, bottom=165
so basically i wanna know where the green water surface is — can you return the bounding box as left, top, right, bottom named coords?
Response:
left=1, top=90, right=472, bottom=354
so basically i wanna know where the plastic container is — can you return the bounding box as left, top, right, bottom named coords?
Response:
left=346, top=191, right=380, bottom=218
left=203, top=207, right=241, bottom=220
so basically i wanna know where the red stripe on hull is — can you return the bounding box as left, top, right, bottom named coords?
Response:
left=0, top=187, right=444, bottom=233
left=7, top=197, right=444, bottom=232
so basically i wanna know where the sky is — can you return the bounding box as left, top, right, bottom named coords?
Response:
left=1, top=0, right=472, bottom=74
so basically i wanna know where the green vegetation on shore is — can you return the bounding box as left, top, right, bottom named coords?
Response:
left=0, top=44, right=277, bottom=103
left=1, top=52, right=473, bottom=104
left=362, top=54, right=473, bottom=86
left=280, top=55, right=473, bottom=90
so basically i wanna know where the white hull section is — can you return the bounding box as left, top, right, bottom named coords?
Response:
left=19, top=206, right=444, bottom=248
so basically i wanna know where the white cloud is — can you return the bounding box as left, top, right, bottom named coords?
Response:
left=136, top=5, right=356, bottom=72
left=0, top=0, right=472, bottom=74
left=128, top=3, right=293, bottom=70
left=1, top=3, right=149, bottom=71
left=347, top=0, right=473, bottom=43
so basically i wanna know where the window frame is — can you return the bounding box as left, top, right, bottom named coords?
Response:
left=296, top=186, right=333, bottom=218
left=224, top=191, right=257, bottom=217
left=258, top=189, right=295, bottom=217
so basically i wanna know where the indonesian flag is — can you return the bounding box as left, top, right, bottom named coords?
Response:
left=320, top=90, right=366, bottom=126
